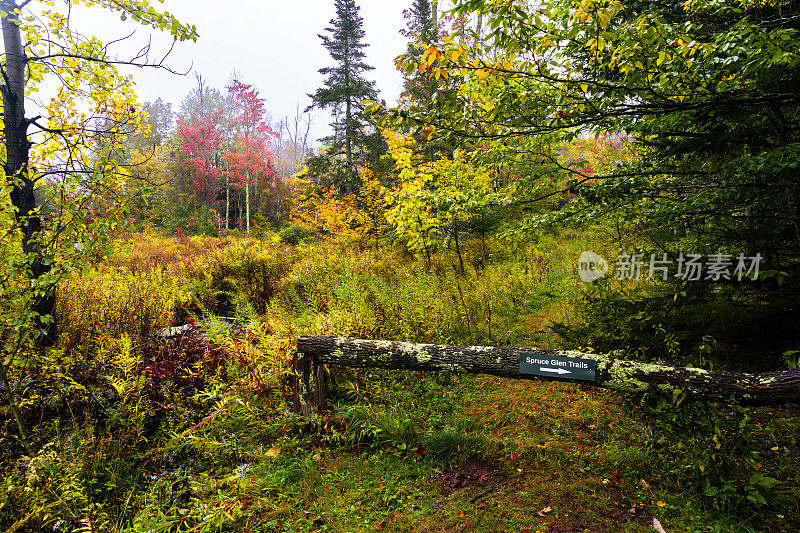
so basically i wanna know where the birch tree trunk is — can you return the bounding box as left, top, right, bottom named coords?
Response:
left=432, top=0, right=438, bottom=39
left=245, top=169, right=250, bottom=234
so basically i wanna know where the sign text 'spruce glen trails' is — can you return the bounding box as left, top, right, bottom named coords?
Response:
left=519, top=353, right=597, bottom=382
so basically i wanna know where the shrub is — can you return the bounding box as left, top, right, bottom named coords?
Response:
left=279, top=224, right=314, bottom=245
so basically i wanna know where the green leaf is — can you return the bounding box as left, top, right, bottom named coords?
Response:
left=750, top=474, right=781, bottom=490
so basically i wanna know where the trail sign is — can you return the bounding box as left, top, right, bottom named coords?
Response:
left=519, top=353, right=597, bottom=382
left=295, top=335, right=800, bottom=412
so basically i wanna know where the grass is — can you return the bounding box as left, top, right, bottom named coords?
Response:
left=2, top=230, right=799, bottom=532
left=142, top=369, right=798, bottom=532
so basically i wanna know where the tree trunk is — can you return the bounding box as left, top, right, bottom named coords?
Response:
left=452, top=219, right=465, bottom=273
left=245, top=169, right=250, bottom=234
left=225, top=171, right=230, bottom=233
left=443, top=218, right=455, bottom=248
left=1, top=0, right=51, bottom=456
left=432, top=0, right=438, bottom=40
left=294, top=335, right=800, bottom=412
left=1, top=1, right=56, bottom=341
left=345, top=68, right=353, bottom=190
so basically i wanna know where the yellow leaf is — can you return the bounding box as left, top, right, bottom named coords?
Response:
left=656, top=501, right=666, bottom=507
left=265, top=447, right=280, bottom=458
left=422, top=45, right=439, bottom=66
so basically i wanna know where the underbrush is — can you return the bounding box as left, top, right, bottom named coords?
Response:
left=1, top=231, right=798, bottom=532
left=275, top=239, right=576, bottom=347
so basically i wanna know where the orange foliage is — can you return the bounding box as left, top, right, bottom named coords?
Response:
left=291, top=167, right=388, bottom=244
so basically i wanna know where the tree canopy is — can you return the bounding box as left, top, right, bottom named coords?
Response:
left=378, top=0, right=800, bottom=273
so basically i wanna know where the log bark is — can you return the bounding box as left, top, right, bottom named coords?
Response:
left=295, top=335, right=800, bottom=411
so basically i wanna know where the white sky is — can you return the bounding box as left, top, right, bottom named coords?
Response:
left=65, top=0, right=435, bottom=144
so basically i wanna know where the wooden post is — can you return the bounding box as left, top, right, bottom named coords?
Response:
left=291, top=351, right=326, bottom=416
left=292, top=335, right=800, bottom=413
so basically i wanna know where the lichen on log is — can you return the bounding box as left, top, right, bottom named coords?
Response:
left=294, top=335, right=800, bottom=410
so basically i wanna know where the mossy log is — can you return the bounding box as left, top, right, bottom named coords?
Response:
left=292, top=335, right=800, bottom=413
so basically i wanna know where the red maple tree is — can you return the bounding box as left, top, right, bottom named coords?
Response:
left=176, top=110, right=224, bottom=203
left=224, top=78, right=276, bottom=233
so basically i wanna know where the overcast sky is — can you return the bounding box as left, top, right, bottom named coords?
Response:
left=65, top=0, right=441, bottom=144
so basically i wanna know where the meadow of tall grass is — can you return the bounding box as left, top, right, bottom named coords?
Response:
left=1, top=229, right=798, bottom=532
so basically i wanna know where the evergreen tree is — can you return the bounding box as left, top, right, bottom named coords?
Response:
left=401, top=0, right=439, bottom=105
left=308, top=0, right=378, bottom=194
left=402, top=0, right=436, bottom=45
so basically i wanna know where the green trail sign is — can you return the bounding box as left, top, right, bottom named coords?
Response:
left=519, top=353, right=597, bottom=382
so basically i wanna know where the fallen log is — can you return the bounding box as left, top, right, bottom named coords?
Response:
left=292, top=335, right=800, bottom=414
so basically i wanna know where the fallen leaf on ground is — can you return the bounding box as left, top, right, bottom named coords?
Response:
left=656, top=501, right=666, bottom=507
left=537, top=505, right=552, bottom=517
left=265, top=447, right=279, bottom=458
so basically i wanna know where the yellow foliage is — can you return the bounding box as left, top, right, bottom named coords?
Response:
left=382, top=129, right=495, bottom=255
left=56, top=264, right=190, bottom=352
left=355, top=167, right=390, bottom=243
left=291, top=167, right=389, bottom=245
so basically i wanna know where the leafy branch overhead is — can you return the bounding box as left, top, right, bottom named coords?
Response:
left=373, top=0, right=800, bottom=272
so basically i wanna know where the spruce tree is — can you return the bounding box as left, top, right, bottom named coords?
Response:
left=401, top=0, right=439, bottom=104
left=308, top=0, right=378, bottom=194
left=403, top=0, right=436, bottom=46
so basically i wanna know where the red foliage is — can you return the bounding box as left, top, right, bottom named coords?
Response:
left=570, top=133, right=627, bottom=176
left=176, top=111, right=225, bottom=202
left=224, top=78, right=277, bottom=191
left=141, top=325, right=228, bottom=387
